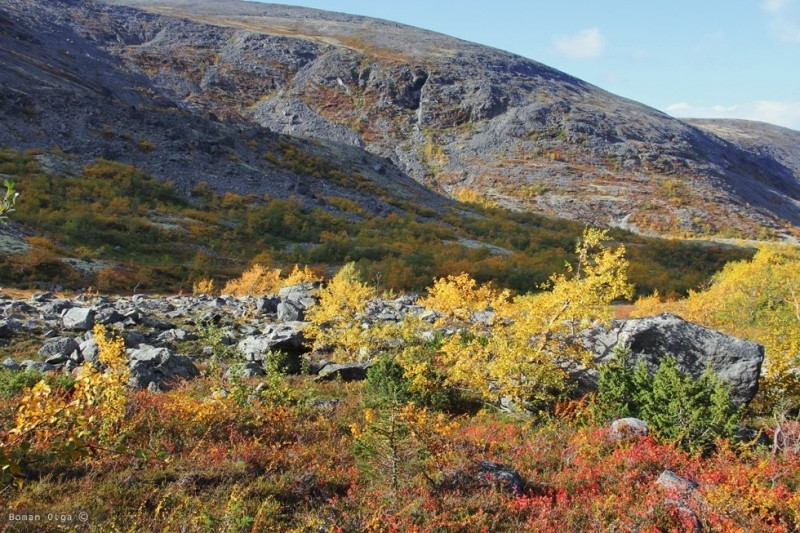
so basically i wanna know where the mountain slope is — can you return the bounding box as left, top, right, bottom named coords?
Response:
left=100, top=0, right=800, bottom=240
left=1, top=0, right=799, bottom=241
left=0, top=0, right=446, bottom=215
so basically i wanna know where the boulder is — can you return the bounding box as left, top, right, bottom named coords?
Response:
left=316, top=361, right=372, bottom=382
left=441, top=461, right=526, bottom=496
left=237, top=322, right=307, bottom=373
left=127, top=345, right=199, bottom=389
left=94, top=307, right=126, bottom=325
left=277, top=300, right=304, bottom=322
left=578, top=313, right=763, bottom=406
left=278, top=283, right=318, bottom=310
left=62, top=307, right=95, bottom=330
left=79, top=338, right=100, bottom=364
left=20, top=360, right=57, bottom=373
left=0, top=320, right=12, bottom=339
left=38, top=337, right=80, bottom=363
left=255, top=296, right=280, bottom=315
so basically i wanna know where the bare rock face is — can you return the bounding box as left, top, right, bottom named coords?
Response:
left=578, top=313, right=764, bottom=406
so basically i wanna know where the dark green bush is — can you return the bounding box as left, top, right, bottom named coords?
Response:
left=596, top=347, right=742, bottom=451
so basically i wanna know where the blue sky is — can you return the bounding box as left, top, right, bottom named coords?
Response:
left=258, top=0, right=800, bottom=130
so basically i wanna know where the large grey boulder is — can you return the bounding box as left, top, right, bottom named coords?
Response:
left=127, top=345, right=199, bottom=389
left=62, top=307, right=95, bottom=330
left=578, top=313, right=763, bottom=406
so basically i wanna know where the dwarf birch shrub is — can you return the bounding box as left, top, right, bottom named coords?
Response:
left=421, top=228, right=634, bottom=406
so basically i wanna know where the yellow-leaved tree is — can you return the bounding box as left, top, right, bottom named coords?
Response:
left=632, top=246, right=800, bottom=410
left=306, top=262, right=380, bottom=360
left=420, top=228, right=633, bottom=406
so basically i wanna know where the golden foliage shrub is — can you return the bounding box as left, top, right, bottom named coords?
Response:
left=453, top=187, right=498, bottom=209
left=2, top=325, right=129, bottom=486
left=306, top=262, right=378, bottom=360
left=192, top=277, right=215, bottom=296
left=222, top=264, right=323, bottom=297
left=421, top=228, right=633, bottom=405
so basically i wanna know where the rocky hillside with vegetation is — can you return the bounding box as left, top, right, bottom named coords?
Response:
left=0, top=0, right=798, bottom=242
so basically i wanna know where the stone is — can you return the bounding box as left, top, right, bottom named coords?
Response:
left=157, top=328, right=196, bottom=343
left=578, top=313, right=763, bottom=406
left=609, top=417, right=649, bottom=440
left=316, top=361, right=372, bottom=382
left=79, top=338, right=100, bottom=364
left=0, top=320, right=12, bottom=338
left=20, top=360, right=57, bottom=373
left=2, top=358, right=20, bottom=371
left=656, top=470, right=699, bottom=494
left=278, top=283, right=318, bottom=310
left=277, top=300, right=304, bottom=322
left=123, top=330, right=147, bottom=348
left=40, top=299, right=74, bottom=317
left=61, top=307, right=95, bottom=330
left=127, top=345, right=200, bottom=389
left=38, top=337, right=80, bottom=363
left=95, top=307, right=126, bottom=325
left=255, top=296, right=280, bottom=314
left=476, top=461, right=526, bottom=495
left=237, top=323, right=306, bottom=373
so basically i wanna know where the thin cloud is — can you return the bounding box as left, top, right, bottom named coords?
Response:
left=762, top=0, right=800, bottom=42
left=555, top=28, right=606, bottom=59
left=762, top=0, right=793, bottom=12
left=665, top=101, right=800, bottom=130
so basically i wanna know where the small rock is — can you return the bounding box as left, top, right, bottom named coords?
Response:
left=609, top=418, right=649, bottom=440
left=316, top=361, right=372, bottom=382
left=277, top=300, right=304, bottom=322
left=656, top=470, right=699, bottom=494
left=476, top=461, right=526, bottom=495
left=2, top=358, right=20, bottom=371
left=38, top=337, right=80, bottom=362
left=62, top=307, right=95, bottom=330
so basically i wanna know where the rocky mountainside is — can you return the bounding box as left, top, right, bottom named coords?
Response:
left=1, top=0, right=799, bottom=240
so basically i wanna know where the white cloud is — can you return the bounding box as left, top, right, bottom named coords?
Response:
left=762, top=0, right=800, bottom=42
left=555, top=28, right=606, bottom=59
left=665, top=100, right=800, bottom=130
left=762, top=0, right=793, bottom=12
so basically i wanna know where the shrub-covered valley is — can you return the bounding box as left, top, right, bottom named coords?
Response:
left=1, top=0, right=800, bottom=530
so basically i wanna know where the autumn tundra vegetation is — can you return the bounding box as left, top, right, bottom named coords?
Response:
left=0, top=193, right=798, bottom=531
